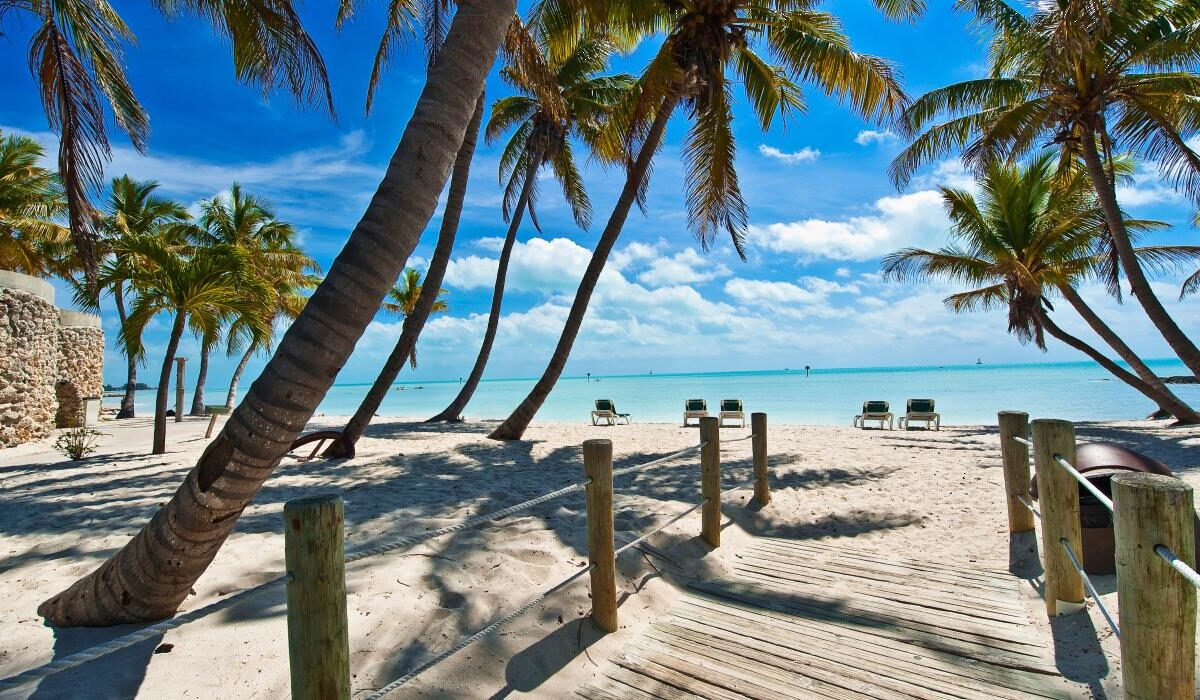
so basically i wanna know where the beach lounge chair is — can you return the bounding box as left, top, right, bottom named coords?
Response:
left=853, top=401, right=894, bottom=430
left=591, top=399, right=631, bottom=426
left=683, top=399, right=708, bottom=427
left=719, top=399, right=745, bottom=428
left=899, top=398, right=941, bottom=430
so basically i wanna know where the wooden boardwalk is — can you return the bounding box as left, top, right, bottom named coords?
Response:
left=579, top=538, right=1079, bottom=699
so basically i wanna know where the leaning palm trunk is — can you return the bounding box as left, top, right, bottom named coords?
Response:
left=114, top=283, right=136, bottom=419
left=429, top=144, right=543, bottom=423
left=189, top=346, right=210, bottom=416
left=1056, top=284, right=1197, bottom=421
left=152, top=312, right=187, bottom=455
left=1039, top=311, right=1198, bottom=425
left=224, top=345, right=255, bottom=410
left=489, top=99, right=677, bottom=440
left=38, top=0, right=514, bottom=627
left=322, top=91, right=485, bottom=459
left=1080, top=135, right=1200, bottom=377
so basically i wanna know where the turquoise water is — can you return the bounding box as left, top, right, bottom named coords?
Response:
left=108, top=359, right=1200, bottom=426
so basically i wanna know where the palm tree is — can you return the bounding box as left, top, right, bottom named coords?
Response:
left=39, top=0, right=516, bottom=627
left=319, top=0, right=486, bottom=459
left=222, top=278, right=315, bottom=410
left=0, top=131, right=70, bottom=278
left=428, top=23, right=635, bottom=423
left=183, top=185, right=307, bottom=416
left=891, top=0, right=1200, bottom=376
left=95, top=176, right=190, bottom=419
left=116, top=237, right=270, bottom=454
left=487, top=0, right=912, bottom=440
left=882, top=153, right=1200, bottom=423
left=7, top=0, right=332, bottom=283
left=382, top=268, right=450, bottom=369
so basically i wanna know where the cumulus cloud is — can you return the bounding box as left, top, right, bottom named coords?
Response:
left=636, top=248, right=731, bottom=287
left=747, top=189, right=949, bottom=262
left=855, top=130, right=899, bottom=146
left=758, top=144, right=820, bottom=164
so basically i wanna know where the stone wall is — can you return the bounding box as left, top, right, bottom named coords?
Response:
left=0, top=271, right=106, bottom=445
left=56, top=311, right=105, bottom=429
left=0, top=275, right=59, bottom=446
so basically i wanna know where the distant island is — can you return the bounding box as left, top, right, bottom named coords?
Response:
left=103, top=382, right=155, bottom=392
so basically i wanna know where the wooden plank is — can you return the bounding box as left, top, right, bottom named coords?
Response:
left=577, top=680, right=661, bottom=700
left=704, top=575, right=1045, bottom=652
left=625, top=643, right=835, bottom=700
left=610, top=650, right=760, bottom=700
left=688, top=580, right=1059, bottom=672
left=733, top=558, right=1030, bottom=624
left=753, top=539, right=1019, bottom=585
left=646, top=621, right=946, bottom=700
left=676, top=596, right=1072, bottom=698
left=668, top=598, right=1072, bottom=699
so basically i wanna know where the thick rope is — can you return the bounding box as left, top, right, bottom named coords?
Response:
left=721, top=433, right=755, bottom=444
left=0, top=575, right=289, bottom=692
left=363, top=564, right=596, bottom=699
left=614, top=501, right=706, bottom=557
left=1011, top=435, right=1033, bottom=447
left=1060, top=538, right=1120, bottom=637
left=1053, top=454, right=1114, bottom=512
left=611, top=442, right=705, bottom=478
left=1156, top=545, right=1200, bottom=590
left=345, top=479, right=590, bottom=564
left=1016, top=494, right=1042, bottom=519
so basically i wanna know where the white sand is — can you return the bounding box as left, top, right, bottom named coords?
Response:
left=1, top=414, right=1198, bottom=698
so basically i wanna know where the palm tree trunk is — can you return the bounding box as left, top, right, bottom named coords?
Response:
left=189, top=345, right=210, bottom=416
left=153, top=312, right=187, bottom=455
left=1080, top=134, right=1200, bottom=376
left=488, top=97, right=679, bottom=441
left=322, top=90, right=486, bottom=459
left=1057, top=284, right=1200, bottom=422
left=1039, top=310, right=1198, bottom=424
left=114, top=282, right=137, bottom=419
left=224, top=345, right=255, bottom=410
left=429, top=144, right=542, bottom=422
left=37, top=0, right=513, bottom=627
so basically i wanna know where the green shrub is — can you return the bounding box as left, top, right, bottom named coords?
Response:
left=53, top=428, right=105, bottom=461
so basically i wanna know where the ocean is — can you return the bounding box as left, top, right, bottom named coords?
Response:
left=107, top=359, right=1200, bottom=426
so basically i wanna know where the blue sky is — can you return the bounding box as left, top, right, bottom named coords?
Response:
left=2, top=1, right=1198, bottom=390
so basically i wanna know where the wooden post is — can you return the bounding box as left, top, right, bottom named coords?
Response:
left=284, top=495, right=350, bottom=700
left=583, top=439, right=617, bottom=633
left=700, top=416, right=721, bottom=547
left=1113, top=473, right=1196, bottom=699
left=1032, top=419, right=1084, bottom=617
left=998, top=411, right=1034, bottom=534
left=752, top=412, right=770, bottom=506
left=174, top=357, right=187, bottom=423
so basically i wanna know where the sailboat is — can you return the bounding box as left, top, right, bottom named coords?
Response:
left=976, top=358, right=983, bottom=365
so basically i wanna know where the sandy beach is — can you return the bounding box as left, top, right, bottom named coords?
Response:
left=1, top=414, right=1198, bottom=698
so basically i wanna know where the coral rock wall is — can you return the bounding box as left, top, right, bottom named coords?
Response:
left=56, top=313, right=105, bottom=429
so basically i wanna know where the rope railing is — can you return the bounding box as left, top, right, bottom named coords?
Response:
left=1059, top=537, right=1120, bottom=638
left=0, top=574, right=290, bottom=693
left=998, top=411, right=1196, bottom=694
left=1156, top=545, right=1200, bottom=590
left=311, top=413, right=772, bottom=698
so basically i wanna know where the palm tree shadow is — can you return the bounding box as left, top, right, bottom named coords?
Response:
left=26, top=626, right=163, bottom=700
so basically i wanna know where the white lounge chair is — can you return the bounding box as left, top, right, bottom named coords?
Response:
left=719, top=399, right=745, bottom=428
left=591, top=399, right=631, bottom=426
left=853, top=400, right=894, bottom=430
left=899, top=398, right=941, bottom=430
left=683, top=399, right=708, bottom=427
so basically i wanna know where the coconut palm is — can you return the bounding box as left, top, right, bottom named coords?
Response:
left=319, top=0, right=485, bottom=459
left=487, top=0, right=912, bottom=440
left=95, top=176, right=190, bottom=419
left=116, top=237, right=271, bottom=454
left=38, top=0, right=515, bottom=627
left=222, top=277, right=315, bottom=410
left=0, top=132, right=70, bottom=277
left=5, top=0, right=331, bottom=284
left=428, top=24, right=635, bottom=424
left=183, top=184, right=309, bottom=416
left=891, top=0, right=1200, bottom=376
left=882, top=153, right=1200, bottom=422
left=381, top=267, right=450, bottom=369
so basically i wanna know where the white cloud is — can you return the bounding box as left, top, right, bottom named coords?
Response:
left=835, top=267, right=852, bottom=277
left=855, top=130, right=899, bottom=146
left=747, top=189, right=949, bottom=262
left=636, top=248, right=731, bottom=287
left=758, top=144, right=820, bottom=164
